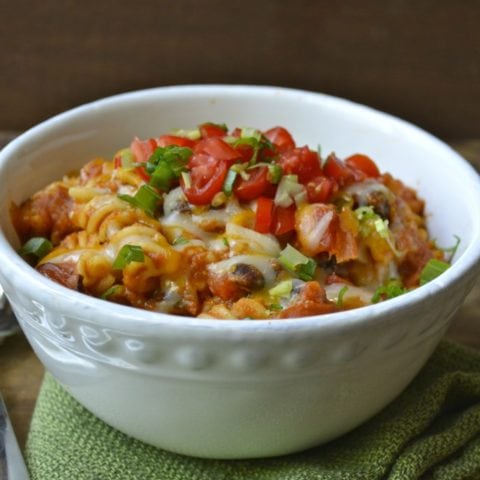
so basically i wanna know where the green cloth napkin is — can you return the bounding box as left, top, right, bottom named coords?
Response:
left=27, top=341, right=480, bottom=480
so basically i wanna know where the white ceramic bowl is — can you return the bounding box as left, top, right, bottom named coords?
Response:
left=0, top=85, right=479, bottom=459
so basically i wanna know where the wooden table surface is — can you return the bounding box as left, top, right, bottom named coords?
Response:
left=0, top=134, right=479, bottom=450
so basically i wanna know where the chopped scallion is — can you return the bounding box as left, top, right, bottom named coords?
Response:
left=279, top=244, right=317, bottom=281
left=173, top=236, right=189, bottom=246
left=269, top=279, right=293, bottom=298
left=116, top=149, right=135, bottom=169
left=19, top=237, right=53, bottom=259
left=240, top=127, right=262, bottom=142
left=336, top=285, right=349, bottom=307
left=101, top=285, right=122, bottom=299
left=144, top=145, right=192, bottom=191
left=223, top=168, right=238, bottom=196
left=419, top=259, right=450, bottom=285
left=171, top=128, right=201, bottom=140
left=181, top=171, right=192, bottom=189
left=274, top=175, right=305, bottom=208
left=435, top=235, right=461, bottom=262
left=371, top=279, right=408, bottom=303
left=374, top=217, right=389, bottom=239
left=269, top=303, right=283, bottom=311
left=267, top=163, right=282, bottom=184
left=112, top=244, right=144, bottom=269
left=118, top=184, right=162, bottom=217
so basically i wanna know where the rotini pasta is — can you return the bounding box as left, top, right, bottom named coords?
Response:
left=12, top=123, right=450, bottom=319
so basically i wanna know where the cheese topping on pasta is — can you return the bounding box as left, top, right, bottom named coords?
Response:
left=12, top=123, right=450, bottom=319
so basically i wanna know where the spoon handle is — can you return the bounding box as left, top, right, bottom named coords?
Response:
left=0, top=394, right=29, bottom=479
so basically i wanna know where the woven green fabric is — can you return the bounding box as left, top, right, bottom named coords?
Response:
left=27, top=341, right=480, bottom=480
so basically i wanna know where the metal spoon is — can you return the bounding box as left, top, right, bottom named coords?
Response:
left=0, top=392, right=29, bottom=479
left=0, top=287, right=18, bottom=345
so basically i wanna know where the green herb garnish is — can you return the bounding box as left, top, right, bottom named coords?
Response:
left=171, top=128, right=201, bottom=140
left=371, top=279, right=408, bottom=303
left=116, top=148, right=135, bottom=169
left=223, top=168, right=238, bottom=196
left=279, top=244, right=317, bottom=281
left=118, top=184, right=162, bottom=217
left=144, top=146, right=192, bottom=191
left=269, top=303, right=283, bottom=311
left=19, top=237, right=53, bottom=259
left=274, top=175, right=306, bottom=208
left=419, top=259, right=450, bottom=285
left=101, top=285, right=122, bottom=299
left=232, top=129, right=274, bottom=165
left=112, top=245, right=144, bottom=270
left=267, top=163, right=282, bottom=184
left=336, top=285, right=349, bottom=306
left=269, top=279, right=293, bottom=298
left=173, top=236, right=189, bottom=246
left=434, top=235, right=461, bottom=262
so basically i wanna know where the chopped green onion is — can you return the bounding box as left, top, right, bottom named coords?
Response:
left=19, top=237, right=53, bottom=259
left=231, top=163, right=250, bottom=180
left=181, top=171, right=192, bottom=189
left=419, top=259, right=450, bottom=285
left=222, top=237, right=230, bottom=247
left=355, top=205, right=399, bottom=255
left=336, top=285, right=349, bottom=306
left=279, top=244, right=317, bottom=281
left=240, top=127, right=262, bottom=142
left=118, top=184, right=162, bottom=217
left=144, top=146, right=192, bottom=191
left=101, top=285, right=122, bottom=299
left=355, top=206, right=377, bottom=222
left=116, top=149, right=135, bottom=169
left=267, top=163, right=282, bottom=184
left=269, top=279, right=293, bottom=298
left=435, top=235, right=461, bottom=262
left=171, top=128, right=201, bottom=140
left=173, top=236, right=189, bottom=246
left=274, top=175, right=306, bottom=208
left=371, top=279, right=408, bottom=303
left=112, top=244, right=144, bottom=269
left=374, top=217, right=389, bottom=239
left=269, top=303, right=283, bottom=311
left=317, top=144, right=322, bottom=157
left=223, top=168, right=238, bottom=196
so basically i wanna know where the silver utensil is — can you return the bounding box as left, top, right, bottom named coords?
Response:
left=0, top=392, right=29, bottom=479
left=0, top=287, right=18, bottom=345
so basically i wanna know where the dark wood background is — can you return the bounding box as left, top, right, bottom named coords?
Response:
left=1, top=0, right=479, bottom=139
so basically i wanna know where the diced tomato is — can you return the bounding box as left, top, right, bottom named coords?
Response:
left=182, top=155, right=228, bottom=205
left=323, top=153, right=361, bottom=185
left=130, top=137, right=157, bottom=163
left=306, top=176, right=337, bottom=203
left=235, top=143, right=254, bottom=163
left=254, top=197, right=274, bottom=233
left=156, top=135, right=195, bottom=148
left=234, top=166, right=272, bottom=201
left=264, top=127, right=295, bottom=152
left=272, top=205, right=296, bottom=236
left=113, top=156, right=122, bottom=169
left=345, top=154, right=380, bottom=178
left=134, top=166, right=151, bottom=183
left=194, top=138, right=241, bottom=165
left=278, top=147, right=322, bottom=184
left=199, top=123, right=227, bottom=138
